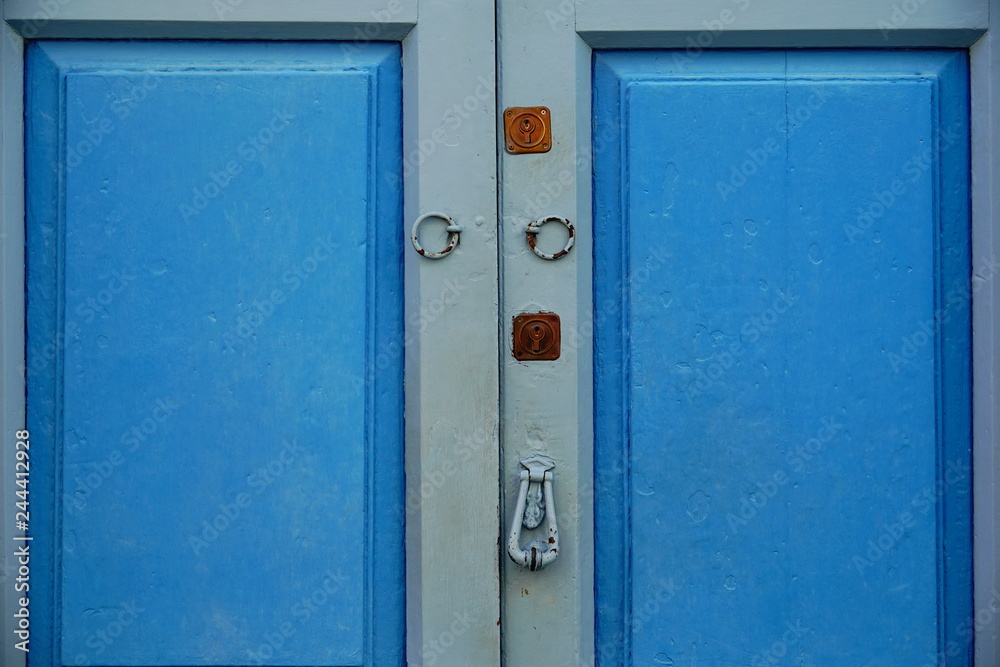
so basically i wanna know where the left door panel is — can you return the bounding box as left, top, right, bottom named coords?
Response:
left=25, top=41, right=403, bottom=666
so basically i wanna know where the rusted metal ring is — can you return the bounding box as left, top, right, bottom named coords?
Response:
left=525, top=216, right=574, bottom=260
left=411, top=212, right=462, bottom=260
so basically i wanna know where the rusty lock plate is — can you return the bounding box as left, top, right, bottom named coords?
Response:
left=513, top=312, right=561, bottom=361
left=504, top=107, right=552, bottom=154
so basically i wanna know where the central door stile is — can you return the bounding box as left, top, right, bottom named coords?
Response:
left=403, top=0, right=502, bottom=665
left=497, top=0, right=595, bottom=663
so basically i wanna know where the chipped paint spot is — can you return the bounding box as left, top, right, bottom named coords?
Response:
left=808, top=242, right=824, bottom=264
left=661, top=162, right=680, bottom=217
left=686, top=490, right=710, bottom=523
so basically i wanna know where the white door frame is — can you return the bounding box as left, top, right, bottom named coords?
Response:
left=0, top=1, right=501, bottom=666
left=498, top=0, right=998, bottom=664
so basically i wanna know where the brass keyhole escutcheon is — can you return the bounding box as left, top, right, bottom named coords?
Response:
left=504, top=107, right=552, bottom=154
left=513, top=312, right=561, bottom=361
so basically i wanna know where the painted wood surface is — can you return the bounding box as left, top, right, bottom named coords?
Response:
left=577, top=0, right=988, bottom=48
left=497, top=0, right=595, bottom=664
left=4, top=0, right=417, bottom=40
left=399, top=1, right=502, bottom=664
left=970, top=5, right=1000, bottom=666
left=594, top=50, right=972, bottom=665
left=26, top=41, right=403, bottom=666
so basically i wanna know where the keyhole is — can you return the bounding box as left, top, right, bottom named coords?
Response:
left=528, top=324, right=545, bottom=352
left=519, top=117, right=537, bottom=144
left=512, top=312, right=560, bottom=360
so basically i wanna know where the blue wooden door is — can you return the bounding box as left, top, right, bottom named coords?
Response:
left=594, top=51, right=971, bottom=664
left=26, top=42, right=403, bottom=666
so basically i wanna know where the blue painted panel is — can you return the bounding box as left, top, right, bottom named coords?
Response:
left=26, top=42, right=403, bottom=666
left=594, top=51, right=971, bottom=665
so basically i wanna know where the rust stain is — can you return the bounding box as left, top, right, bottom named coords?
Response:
left=525, top=215, right=574, bottom=260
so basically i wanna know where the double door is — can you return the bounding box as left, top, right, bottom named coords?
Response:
left=14, top=0, right=976, bottom=664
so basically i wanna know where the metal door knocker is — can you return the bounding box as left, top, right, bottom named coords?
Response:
left=507, top=455, right=559, bottom=571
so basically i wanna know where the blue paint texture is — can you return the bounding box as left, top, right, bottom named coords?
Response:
left=27, top=41, right=403, bottom=666
left=594, top=50, right=971, bottom=665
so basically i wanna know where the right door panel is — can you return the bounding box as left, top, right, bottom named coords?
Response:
left=594, top=51, right=971, bottom=665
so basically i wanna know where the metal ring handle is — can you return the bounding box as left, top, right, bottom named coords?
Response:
left=411, top=211, right=463, bottom=259
left=525, top=216, right=574, bottom=261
